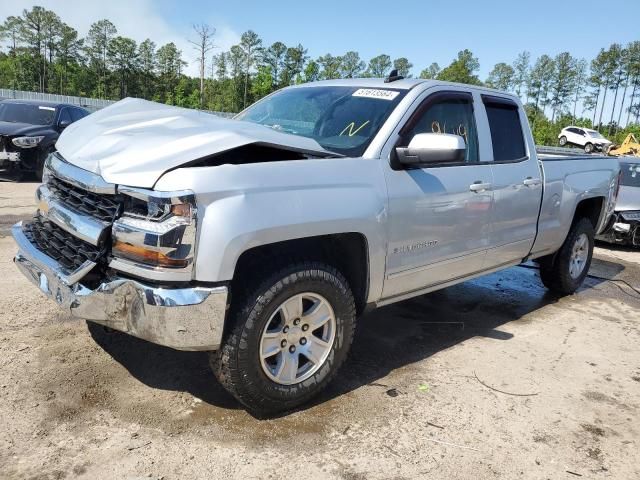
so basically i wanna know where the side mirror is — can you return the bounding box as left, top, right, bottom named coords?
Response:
left=58, top=119, right=71, bottom=130
left=395, top=133, right=466, bottom=167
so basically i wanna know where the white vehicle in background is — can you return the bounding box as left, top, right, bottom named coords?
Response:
left=558, top=126, right=612, bottom=153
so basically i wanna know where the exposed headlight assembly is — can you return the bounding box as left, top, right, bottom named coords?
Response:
left=110, top=188, right=197, bottom=278
left=12, top=136, right=44, bottom=148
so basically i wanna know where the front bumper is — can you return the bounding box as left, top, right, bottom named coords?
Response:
left=12, top=222, right=228, bottom=351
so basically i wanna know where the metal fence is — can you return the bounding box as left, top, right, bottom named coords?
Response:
left=0, top=88, right=235, bottom=118
left=0, top=88, right=115, bottom=110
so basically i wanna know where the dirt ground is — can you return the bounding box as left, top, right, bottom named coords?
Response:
left=1, top=181, right=640, bottom=480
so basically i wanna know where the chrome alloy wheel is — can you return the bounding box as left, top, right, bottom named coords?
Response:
left=569, top=233, right=589, bottom=279
left=259, top=292, right=336, bottom=385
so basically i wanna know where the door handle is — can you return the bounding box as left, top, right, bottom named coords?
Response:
left=469, top=182, right=492, bottom=192
left=523, top=177, right=542, bottom=187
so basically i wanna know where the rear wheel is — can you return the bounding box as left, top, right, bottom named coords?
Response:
left=539, top=218, right=594, bottom=295
left=584, top=142, right=594, bottom=154
left=210, top=261, right=356, bottom=415
left=559, top=135, right=567, bottom=146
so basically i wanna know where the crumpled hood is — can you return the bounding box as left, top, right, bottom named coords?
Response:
left=55, top=98, right=335, bottom=188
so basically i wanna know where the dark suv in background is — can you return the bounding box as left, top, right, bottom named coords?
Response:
left=0, top=99, right=90, bottom=180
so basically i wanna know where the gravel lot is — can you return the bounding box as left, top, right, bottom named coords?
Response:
left=1, top=181, right=640, bottom=480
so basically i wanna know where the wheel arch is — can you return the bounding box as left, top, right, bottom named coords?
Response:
left=231, top=233, right=371, bottom=315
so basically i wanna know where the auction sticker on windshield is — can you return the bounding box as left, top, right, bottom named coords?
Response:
left=352, top=89, right=400, bottom=101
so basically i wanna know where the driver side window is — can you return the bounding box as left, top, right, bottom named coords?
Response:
left=400, top=93, right=479, bottom=163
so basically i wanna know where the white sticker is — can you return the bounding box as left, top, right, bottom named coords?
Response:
left=352, top=88, right=399, bottom=101
left=38, top=106, right=55, bottom=111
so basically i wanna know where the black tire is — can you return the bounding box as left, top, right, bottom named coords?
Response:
left=539, top=218, right=594, bottom=295
left=584, top=142, right=594, bottom=154
left=210, top=261, right=356, bottom=416
left=559, top=135, right=567, bottom=146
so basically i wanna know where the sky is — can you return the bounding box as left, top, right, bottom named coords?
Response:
left=1, top=0, right=639, bottom=120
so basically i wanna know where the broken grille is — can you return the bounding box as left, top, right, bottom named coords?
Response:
left=47, top=175, right=122, bottom=223
left=23, top=215, right=105, bottom=272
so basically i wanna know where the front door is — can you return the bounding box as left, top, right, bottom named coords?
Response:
left=381, top=90, right=494, bottom=299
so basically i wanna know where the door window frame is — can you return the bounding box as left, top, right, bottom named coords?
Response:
left=380, top=85, right=495, bottom=169
left=480, top=94, right=529, bottom=164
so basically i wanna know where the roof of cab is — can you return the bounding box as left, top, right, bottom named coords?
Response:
left=290, top=77, right=521, bottom=100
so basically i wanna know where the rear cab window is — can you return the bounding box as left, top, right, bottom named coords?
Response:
left=482, top=95, right=527, bottom=162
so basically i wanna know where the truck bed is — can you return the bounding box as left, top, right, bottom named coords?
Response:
left=536, top=145, right=610, bottom=161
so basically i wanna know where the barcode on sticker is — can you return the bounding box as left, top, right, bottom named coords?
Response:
left=352, top=89, right=399, bottom=101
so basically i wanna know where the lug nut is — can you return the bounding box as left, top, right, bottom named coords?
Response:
left=293, top=318, right=300, bottom=326
left=280, top=339, right=287, bottom=348
left=302, top=324, right=309, bottom=332
left=283, top=326, right=289, bottom=333
left=289, top=345, right=296, bottom=353
left=300, top=337, right=307, bottom=345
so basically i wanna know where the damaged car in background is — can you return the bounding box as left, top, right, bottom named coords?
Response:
left=11, top=77, right=621, bottom=415
left=0, top=99, right=89, bottom=180
left=598, top=158, right=640, bottom=247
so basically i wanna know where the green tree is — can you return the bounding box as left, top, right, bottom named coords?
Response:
left=303, top=59, right=320, bottom=83
left=318, top=53, right=342, bottom=79
left=625, top=41, right=640, bottom=126
left=108, top=36, right=138, bottom=98
left=572, top=59, right=588, bottom=120
left=156, top=42, right=185, bottom=104
left=239, top=30, right=262, bottom=108
left=56, top=24, right=82, bottom=94
left=393, top=57, right=413, bottom=77
left=261, top=41, right=286, bottom=89
left=485, top=62, right=514, bottom=90
left=528, top=55, right=555, bottom=117
left=512, top=51, right=530, bottom=99
left=86, top=19, right=117, bottom=98
left=137, top=39, right=156, bottom=99
left=366, top=54, right=391, bottom=77
left=606, top=43, right=625, bottom=133
left=419, top=63, right=440, bottom=79
left=340, top=51, right=364, bottom=78
left=281, top=44, right=307, bottom=86
left=437, top=49, right=481, bottom=85
left=549, top=52, right=577, bottom=122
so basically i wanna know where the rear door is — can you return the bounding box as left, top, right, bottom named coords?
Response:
left=481, top=95, right=543, bottom=267
left=381, top=88, right=494, bottom=299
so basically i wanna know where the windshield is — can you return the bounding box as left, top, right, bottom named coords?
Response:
left=0, top=103, right=56, bottom=125
left=236, top=86, right=406, bottom=156
left=620, top=162, right=640, bottom=187
left=586, top=130, right=605, bottom=139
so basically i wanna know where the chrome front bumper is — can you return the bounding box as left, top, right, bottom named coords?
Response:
left=12, top=222, right=228, bottom=351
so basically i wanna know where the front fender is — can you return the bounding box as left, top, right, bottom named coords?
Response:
left=155, top=158, right=388, bottom=303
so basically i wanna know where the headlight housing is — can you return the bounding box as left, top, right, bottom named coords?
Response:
left=110, top=187, right=197, bottom=280
left=12, top=136, right=45, bottom=148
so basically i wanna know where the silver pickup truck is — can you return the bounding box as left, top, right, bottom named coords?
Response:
left=12, top=78, right=620, bottom=414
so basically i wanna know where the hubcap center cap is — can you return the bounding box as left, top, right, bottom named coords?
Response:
left=285, top=326, right=303, bottom=344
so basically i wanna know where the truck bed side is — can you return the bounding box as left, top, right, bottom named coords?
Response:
left=530, top=150, right=618, bottom=258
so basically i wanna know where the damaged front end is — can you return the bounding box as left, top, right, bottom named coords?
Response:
left=598, top=161, right=640, bottom=248
left=598, top=211, right=640, bottom=247
left=12, top=152, right=229, bottom=351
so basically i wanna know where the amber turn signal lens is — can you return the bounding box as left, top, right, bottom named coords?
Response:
left=170, top=203, right=192, bottom=218
left=112, top=241, right=188, bottom=268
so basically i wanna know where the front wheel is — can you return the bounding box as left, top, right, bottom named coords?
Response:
left=539, top=218, right=594, bottom=295
left=584, top=142, right=594, bottom=154
left=559, top=135, right=567, bottom=146
left=210, top=262, right=356, bottom=415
